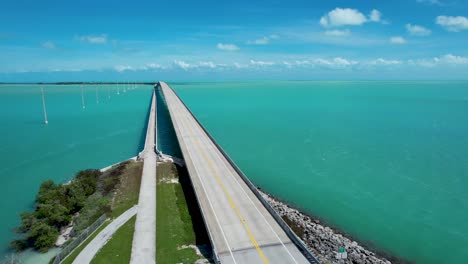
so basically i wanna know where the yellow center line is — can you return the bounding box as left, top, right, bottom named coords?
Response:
left=176, top=97, right=269, bottom=264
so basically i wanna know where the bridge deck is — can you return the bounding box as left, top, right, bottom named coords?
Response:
left=131, top=89, right=157, bottom=264
left=161, top=82, right=310, bottom=264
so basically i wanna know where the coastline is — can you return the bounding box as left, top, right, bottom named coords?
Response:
left=258, top=190, right=410, bottom=264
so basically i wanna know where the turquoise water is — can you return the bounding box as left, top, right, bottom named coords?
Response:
left=170, top=81, right=468, bottom=264
left=1, top=81, right=467, bottom=264
left=0, top=84, right=153, bottom=259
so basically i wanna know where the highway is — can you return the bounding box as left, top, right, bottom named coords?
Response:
left=160, top=81, right=313, bottom=264
left=130, top=89, right=157, bottom=264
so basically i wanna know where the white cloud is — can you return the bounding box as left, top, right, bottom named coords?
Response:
left=248, top=37, right=269, bottom=45
left=313, top=57, right=358, bottom=67
left=173, top=60, right=192, bottom=70
left=369, top=9, right=381, bottom=22
left=217, top=43, right=240, bottom=51
left=41, top=41, right=56, bottom=49
left=320, top=8, right=382, bottom=27
left=198, top=61, right=217, bottom=68
left=409, top=54, right=468, bottom=67
left=390, top=36, right=406, bottom=44
left=371, top=58, right=403, bottom=65
left=320, top=8, right=367, bottom=27
left=146, top=63, right=166, bottom=70
left=436, top=16, right=468, bottom=32
left=75, top=34, right=108, bottom=44
left=247, top=34, right=280, bottom=45
left=324, top=29, right=351, bottom=37
left=417, top=0, right=442, bottom=5
left=406, top=24, right=432, bottom=36
left=250, top=60, right=275, bottom=66
left=438, top=54, right=468, bottom=64
left=114, top=65, right=134, bottom=72
left=233, top=62, right=248, bottom=69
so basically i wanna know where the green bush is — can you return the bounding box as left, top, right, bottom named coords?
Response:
left=12, top=169, right=103, bottom=253
left=28, top=222, right=59, bottom=252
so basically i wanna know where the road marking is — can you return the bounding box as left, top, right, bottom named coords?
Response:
left=161, top=86, right=237, bottom=264
left=205, top=139, right=300, bottom=264
left=171, top=88, right=269, bottom=264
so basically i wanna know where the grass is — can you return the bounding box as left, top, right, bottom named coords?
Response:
left=61, top=221, right=110, bottom=264
left=90, top=216, right=136, bottom=264
left=110, top=161, right=143, bottom=218
left=156, top=162, right=212, bottom=263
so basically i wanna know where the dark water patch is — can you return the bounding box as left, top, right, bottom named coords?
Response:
left=156, top=87, right=182, bottom=158
left=137, top=87, right=154, bottom=152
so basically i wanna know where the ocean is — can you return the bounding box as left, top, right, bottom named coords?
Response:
left=0, top=81, right=467, bottom=263
left=0, top=84, right=153, bottom=261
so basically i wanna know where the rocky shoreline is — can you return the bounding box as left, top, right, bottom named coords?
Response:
left=259, top=191, right=397, bottom=264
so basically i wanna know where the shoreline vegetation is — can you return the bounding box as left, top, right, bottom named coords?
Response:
left=9, top=160, right=143, bottom=260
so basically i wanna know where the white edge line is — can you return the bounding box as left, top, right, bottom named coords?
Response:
left=162, top=85, right=238, bottom=264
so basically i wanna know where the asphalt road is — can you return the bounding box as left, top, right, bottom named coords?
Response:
left=161, top=82, right=310, bottom=264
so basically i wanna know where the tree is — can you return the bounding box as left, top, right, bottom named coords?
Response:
left=36, top=202, right=71, bottom=227
left=75, top=169, right=101, bottom=196
left=28, top=222, right=58, bottom=252
left=17, top=212, right=36, bottom=233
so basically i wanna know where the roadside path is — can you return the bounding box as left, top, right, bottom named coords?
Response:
left=72, top=205, right=138, bottom=264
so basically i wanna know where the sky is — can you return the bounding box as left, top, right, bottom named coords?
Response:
left=1, top=0, right=468, bottom=81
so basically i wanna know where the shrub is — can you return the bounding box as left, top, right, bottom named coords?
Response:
left=28, top=222, right=59, bottom=252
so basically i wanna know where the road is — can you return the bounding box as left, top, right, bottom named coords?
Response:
left=160, top=82, right=311, bottom=264
left=130, top=89, right=157, bottom=264
left=72, top=206, right=138, bottom=264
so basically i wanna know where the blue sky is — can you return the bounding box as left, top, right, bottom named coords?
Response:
left=1, top=0, right=468, bottom=81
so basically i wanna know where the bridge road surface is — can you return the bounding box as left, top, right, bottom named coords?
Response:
left=160, top=82, right=310, bottom=264
left=130, top=89, right=157, bottom=264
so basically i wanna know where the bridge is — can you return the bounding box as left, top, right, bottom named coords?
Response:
left=159, top=81, right=319, bottom=264
left=130, top=89, right=157, bottom=264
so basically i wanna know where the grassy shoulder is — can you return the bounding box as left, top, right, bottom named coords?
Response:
left=90, top=216, right=136, bottom=264
left=60, top=221, right=110, bottom=264
left=156, top=162, right=212, bottom=263
left=110, top=161, right=143, bottom=218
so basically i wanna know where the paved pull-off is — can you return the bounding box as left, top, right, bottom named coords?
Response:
left=72, top=206, right=138, bottom=264
left=160, top=82, right=311, bottom=264
left=130, top=89, right=157, bottom=264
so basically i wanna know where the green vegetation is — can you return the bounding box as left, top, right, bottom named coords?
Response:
left=60, top=221, right=110, bottom=264
left=90, top=216, right=136, bottom=264
left=57, top=160, right=142, bottom=264
left=156, top=162, right=212, bottom=263
left=12, top=169, right=102, bottom=252
left=11, top=160, right=143, bottom=254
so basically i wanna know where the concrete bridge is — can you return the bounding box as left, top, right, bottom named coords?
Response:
left=159, top=81, right=319, bottom=264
